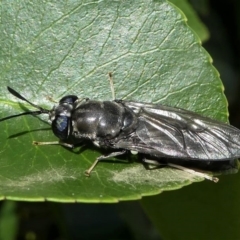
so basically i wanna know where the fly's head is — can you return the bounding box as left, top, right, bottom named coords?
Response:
left=49, top=95, right=78, bottom=140
left=0, top=87, right=80, bottom=141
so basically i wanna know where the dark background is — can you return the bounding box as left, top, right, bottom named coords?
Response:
left=199, top=0, right=240, bottom=126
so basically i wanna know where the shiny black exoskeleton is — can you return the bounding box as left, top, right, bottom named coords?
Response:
left=1, top=86, right=240, bottom=181
left=50, top=96, right=138, bottom=147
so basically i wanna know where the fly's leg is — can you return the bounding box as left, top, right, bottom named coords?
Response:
left=143, top=159, right=219, bottom=183
left=168, top=163, right=219, bottom=182
left=85, top=150, right=127, bottom=176
left=33, top=140, right=126, bottom=176
left=108, top=72, right=116, bottom=100
left=33, top=140, right=218, bottom=182
left=33, top=141, right=75, bottom=149
left=46, top=96, right=58, bottom=103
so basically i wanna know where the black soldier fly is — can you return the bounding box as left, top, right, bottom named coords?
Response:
left=0, top=75, right=239, bottom=182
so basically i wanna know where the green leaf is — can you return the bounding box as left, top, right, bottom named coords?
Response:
left=0, top=0, right=227, bottom=202
left=169, top=0, right=210, bottom=42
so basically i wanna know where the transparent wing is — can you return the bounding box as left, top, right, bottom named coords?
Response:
left=115, top=101, right=240, bottom=160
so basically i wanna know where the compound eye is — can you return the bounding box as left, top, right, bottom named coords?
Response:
left=59, top=95, right=78, bottom=104
left=52, top=115, right=72, bottom=140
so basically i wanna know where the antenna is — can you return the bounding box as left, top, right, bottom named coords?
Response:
left=0, top=87, right=50, bottom=122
